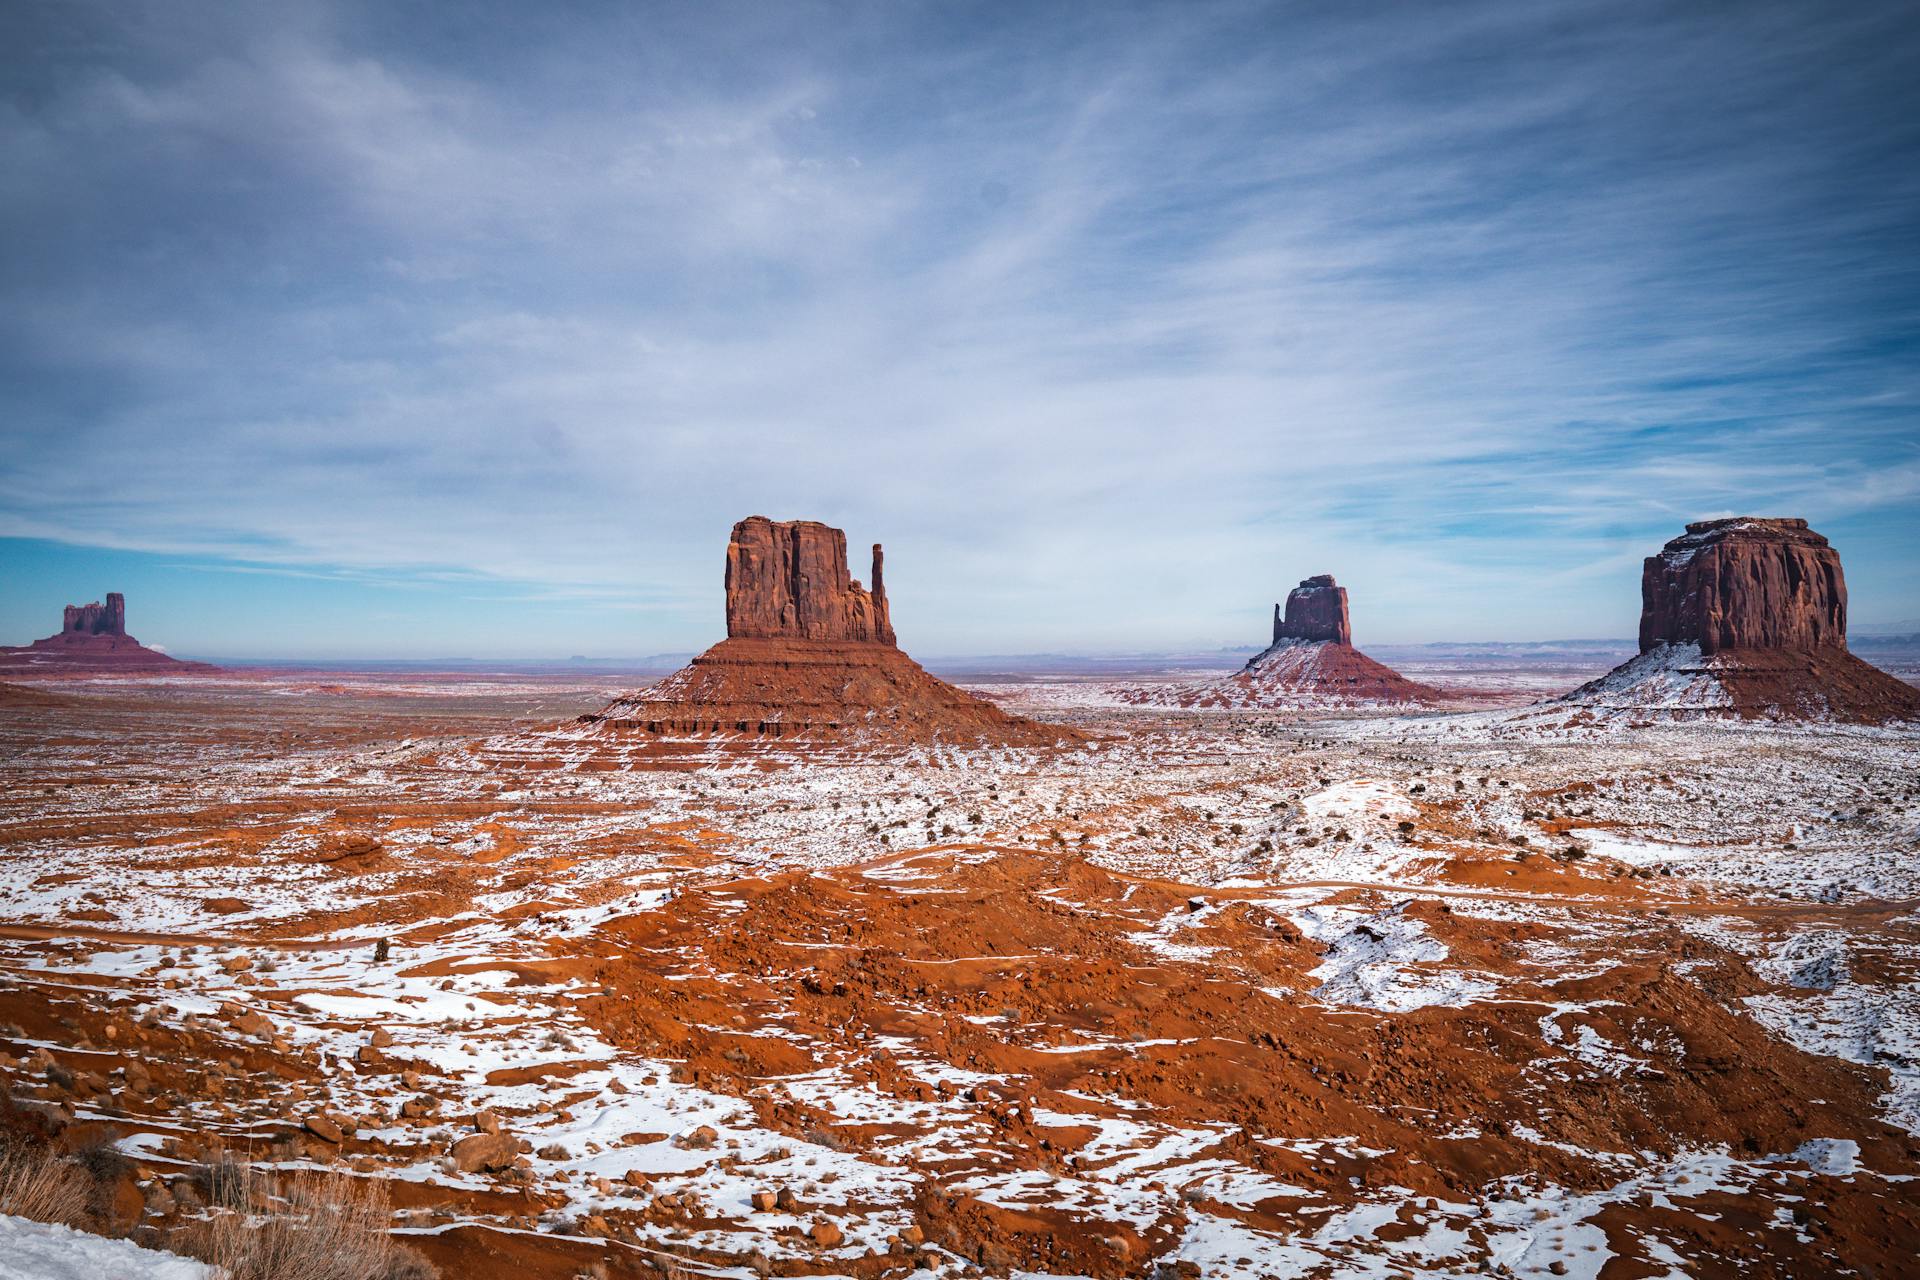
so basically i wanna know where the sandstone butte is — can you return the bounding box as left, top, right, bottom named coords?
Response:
left=1142, top=574, right=1441, bottom=709
left=1573, top=516, right=1920, bottom=722
left=0, top=592, right=214, bottom=674
left=586, top=517, right=1078, bottom=745
left=1234, top=574, right=1444, bottom=704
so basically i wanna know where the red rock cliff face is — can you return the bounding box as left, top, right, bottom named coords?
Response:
left=63, top=593, right=127, bottom=637
left=1274, top=575, right=1351, bottom=646
left=724, top=517, right=895, bottom=645
left=1639, top=518, right=1847, bottom=655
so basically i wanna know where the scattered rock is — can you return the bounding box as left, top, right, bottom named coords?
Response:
left=450, top=1132, right=522, bottom=1174
left=317, top=834, right=383, bottom=863
left=675, top=1124, right=719, bottom=1149
left=304, top=1114, right=344, bottom=1144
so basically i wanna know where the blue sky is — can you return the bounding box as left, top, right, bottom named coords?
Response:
left=2, top=0, right=1917, bottom=659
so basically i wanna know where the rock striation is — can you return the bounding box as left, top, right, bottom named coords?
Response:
left=0, top=594, right=213, bottom=675
left=1274, top=575, right=1351, bottom=646
left=1127, top=574, right=1441, bottom=709
left=1567, top=518, right=1918, bottom=722
left=588, top=518, right=1076, bottom=746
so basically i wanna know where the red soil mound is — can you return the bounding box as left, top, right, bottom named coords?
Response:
left=588, top=636, right=1077, bottom=745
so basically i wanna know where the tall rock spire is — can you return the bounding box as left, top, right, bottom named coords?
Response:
left=870, top=543, right=895, bottom=646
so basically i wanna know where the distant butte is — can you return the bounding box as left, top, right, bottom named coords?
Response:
left=0, top=592, right=215, bottom=675
left=1228, top=575, right=1443, bottom=706
left=1568, top=517, right=1920, bottom=722
left=585, top=517, right=1078, bottom=745
left=1130, top=574, right=1442, bottom=709
left=1273, top=574, right=1352, bottom=646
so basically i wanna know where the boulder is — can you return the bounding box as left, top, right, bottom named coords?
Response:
left=450, top=1131, right=523, bottom=1173
left=304, top=1114, right=344, bottom=1144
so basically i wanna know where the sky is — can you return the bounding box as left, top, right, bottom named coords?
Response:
left=2, top=0, right=1917, bottom=659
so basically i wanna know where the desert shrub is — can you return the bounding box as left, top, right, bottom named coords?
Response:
left=195, top=1153, right=254, bottom=1210
left=64, top=1125, right=135, bottom=1228
left=67, top=1126, right=133, bottom=1188
left=0, top=1141, right=89, bottom=1226
left=182, top=1165, right=437, bottom=1280
left=801, top=1126, right=848, bottom=1153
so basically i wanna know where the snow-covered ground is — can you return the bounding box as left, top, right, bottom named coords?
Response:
left=0, top=1215, right=207, bottom=1280
left=2, top=671, right=1917, bottom=1276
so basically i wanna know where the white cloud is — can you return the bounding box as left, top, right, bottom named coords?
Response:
left=1, top=0, right=1916, bottom=653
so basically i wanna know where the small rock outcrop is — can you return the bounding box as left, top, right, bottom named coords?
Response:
left=587, top=518, right=1076, bottom=746
left=0, top=593, right=213, bottom=675
left=1274, top=575, right=1351, bottom=646
left=1566, top=517, right=1918, bottom=723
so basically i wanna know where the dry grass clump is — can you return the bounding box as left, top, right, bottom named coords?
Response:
left=0, top=1141, right=90, bottom=1225
left=182, top=1164, right=436, bottom=1280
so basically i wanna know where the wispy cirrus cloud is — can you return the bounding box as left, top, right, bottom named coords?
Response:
left=1, top=0, right=1916, bottom=655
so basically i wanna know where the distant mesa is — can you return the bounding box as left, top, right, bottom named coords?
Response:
left=584, top=517, right=1077, bottom=745
left=0, top=592, right=215, bottom=675
left=1566, top=517, right=1920, bottom=722
left=1129, top=574, right=1442, bottom=708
